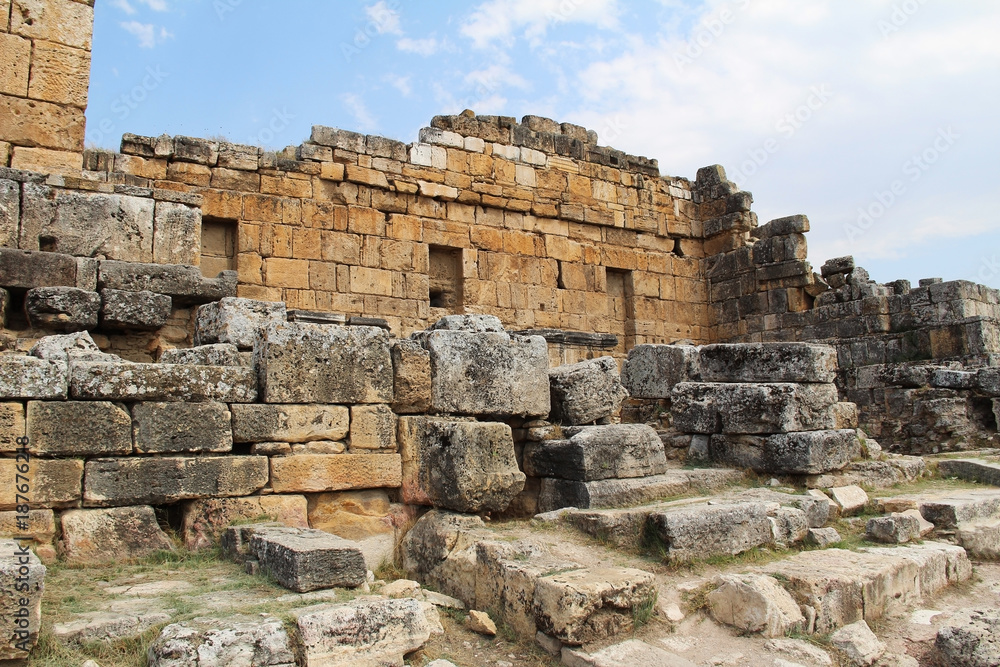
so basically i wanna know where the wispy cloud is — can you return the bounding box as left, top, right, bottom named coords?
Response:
left=120, top=21, right=173, bottom=48
left=397, top=37, right=440, bottom=56
left=111, top=0, right=169, bottom=14
left=462, top=0, right=620, bottom=48
left=365, top=1, right=403, bottom=36
left=341, top=93, right=377, bottom=131
left=386, top=74, right=412, bottom=97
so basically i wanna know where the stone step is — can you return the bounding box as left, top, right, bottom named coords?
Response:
left=956, top=517, right=1000, bottom=560
left=562, top=498, right=710, bottom=548
left=562, top=639, right=699, bottom=667
left=523, top=424, right=667, bottom=482
left=937, top=458, right=1000, bottom=486
left=647, top=502, right=775, bottom=562
left=918, top=490, right=1000, bottom=529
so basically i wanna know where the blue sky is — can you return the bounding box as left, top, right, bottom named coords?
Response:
left=87, top=1, right=1000, bottom=288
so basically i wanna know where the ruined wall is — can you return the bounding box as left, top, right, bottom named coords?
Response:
left=0, top=0, right=92, bottom=175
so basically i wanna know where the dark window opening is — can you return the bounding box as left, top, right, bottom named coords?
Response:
left=672, top=238, right=685, bottom=257
left=200, top=217, right=237, bottom=278
left=428, top=246, right=464, bottom=311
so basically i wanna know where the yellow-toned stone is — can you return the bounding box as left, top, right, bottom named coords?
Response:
left=12, top=0, right=94, bottom=50
left=0, top=95, right=85, bottom=151
left=0, top=458, right=82, bottom=510
left=27, top=39, right=90, bottom=107
left=181, top=495, right=309, bottom=550
left=264, top=257, right=310, bottom=289
left=269, top=454, right=402, bottom=493
left=349, top=265, right=393, bottom=296
left=0, top=32, right=31, bottom=96
left=350, top=404, right=397, bottom=451
left=307, top=490, right=393, bottom=540
left=0, top=403, right=25, bottom=453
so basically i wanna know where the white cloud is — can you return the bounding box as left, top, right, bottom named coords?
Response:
left=386, top=74, right=412, bottom=97
left=111, top=0, right=168, bottom=13
left=462, top=0, right=620, bottom=48
left=365, top=1, right=403, bottom=36
left=397, top=37, right=440, bottom=56
left=465, top=64, right=529, bottom=93
left=110, top=0, right=136, bottom=15
left=342, top=93, right=377, bottom=131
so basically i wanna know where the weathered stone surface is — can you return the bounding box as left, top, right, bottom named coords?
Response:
left=83, top=456, right=269, bottom=506
left=572, top=640, right=699, bottom=667
left=398, top=417, right=524, bottom=512
left=707, top=574, right=804, bottom=638
left=523, top=424, right=667, bottom=481
left=726, top=488, right=832, bottom=528
left=467, top=609, right=497, bottom=636
left=159, top=343, right=242, bottom=366
left=710, top=429, right=860, bottom=474
left=0, top=402, right=24, bottom=453
left=194, top=297, right=286, bottom=350
left=0, top=458, right=82, bottom=510
left=830, top=620, right=886, bottom=667
left=25, top=286, right=100, bottom=331
left=533, top=567, right=657, bottom=645
left=830, top=485, right=869, bottom=516
left=0, top=248, right=79, bottom=289
left=133, top=402, right=232, bottom=454
left=28, top=330, right=111, bottom=363
left=231, top=404, right=348, bottom=443
left=919, top=491, right=1000, bottom=529
left=100, top=289, right=171, bottom=330
left=418, top=328, right=550, bottom=416
left=672, top=382, right=840, bottom=434
left=428, top=313, right=506, bottom=333
left=269, top=454, right=402, bottom=493
left=866, top=514, right=921, bottom=544
left=563, top=498, right=707, bottom=548
left=294, top=598, right=440, bottom=666
left=306, top=490, right=393, bottom=541
left=769, top=506, right=810, bottom=546
left=246, top=525, right=367, bottom=591
left=181, top=495, right=308, bottom=550
left=26, top=400, right=131, bottom=456
left=548, top=357, right=629, bottom=425
left=350, top=403, right=397, bottom=451
left=937, top=459, right=1000, bottom=487
left=897, top=509, right=935, bottom=537
left=391, top=338, right=431, bottom=414
left=54, top=611, right=173, bottom=646
left=699, top=343, right=838, bottom=383
left=0, top=179, right=18, bottom=249
left=0, top=538, right=45, bottom=660
left=538, top=469, right=742, bottom=513
left=70, top=361, right=257, bottom=402
left=935, top=609, right=1000, bottom=667
left=60, top=506, right=173, bottom=565
left=255, top=322, right=393, bottom=404
left=147, top=615, right=296, bottom=667
left=956, top=518, right=1000, bottom=560
left=647, top=502, right=773, bottom=562
left=806, top=527, right=842, bottom=547
left=620, top=344, right=700, bottom=399
left=98, top=260, right=237, bottom=304
left=152, top=200, right=201, bottom=265
left=401, top=510, right=488, bottom=603
left=0, top=356, right=67, bottom=399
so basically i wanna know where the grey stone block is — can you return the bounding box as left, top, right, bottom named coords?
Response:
left=751, top=214, right=810, bottom=240
left=710, top=430, right=861, bottom=475
left=98, top=261, right=237, bottom=304
left=0, top=248, right=78, bottom=289
left=152, top=200, right=201, bottom=265
left=937, top=459, right=1000, bottom=486
left=194, top=298, right=286, bottom=350
left=0, top=178, right=18, bottom=249
left=147, top=615, right=295, bottom=667
left=100, top=289, right=171, bottom=330
left=231, top=404, right=349, bottom=443
left=866, top=514, right=921, bottom=544
left=538, top=473, right=692, bottom=513
left=133, top=402, right=233, bottom=454
left=699, top=343, right=838, bottom=383
left=935, top=609, right=1000, bottom=667
left=59, top=506, right=174, bottom=565
left=245, top=525, right=367, bottom=592
left=70, top=361, right=257, bottom=402
left=548, top=357, right=629, bottom=425
left=523, top=424, right=667, bottom=481
left=28, top=331, right=114, bottom=363
left=621, top=344, right=700, bottom=399
left=159, top=344, right=243, bottom=366
left=647, top=502, right=773, bottom=562
left=0, top=357, right=67, bottom=399
left=25, top=287, right=100, bottom=331
left=26, top=401, right=131, bottom=456
left=672, top=382, right=841, bottom=434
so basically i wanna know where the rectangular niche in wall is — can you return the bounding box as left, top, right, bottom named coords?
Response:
left=200, top=217, right=236, bottom=278
left=428, top=245, right=464, bottom=311
left=606, top=268, right=636, bottom=351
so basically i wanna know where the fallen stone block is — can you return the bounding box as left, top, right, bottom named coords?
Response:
left=59, top=506, right=174, bottom=565
left=391, top=338, right=431, bottom=414
left=247, top=525, right=367, bottom=591
left=919, top=490, right=1000, bottom=529
left=98, top=260, right=237, bottom=304
left=0, top=538, right=45, bottom=660
left=866, top=514, right=921, bottom=544
left=255, top=322, right=393, bottom=404
left=707, top=574, right=805, bottom=638
left=956, top=518, right=1000, bottom=560
left=194, top=297, right=286, bottom=349
left=647, top=502, right=773, bottom=562
left=467, top=609, right=497, bottom=636
left=294, top=598, right=441, bottom=666
left=710, top=429, right=861, bottom=475
left=831, top=620, right=886, bottom=667
left=349, top=403, right=397, bottom=451
left=147, top=615, right=296, bottom=667
left=159, top=343, right=243, bottom=366
left=537, top=469, right=738, bottom=513
left=563, top=498, right=709, bottom=548
left=100, top=289, right=171, bottom=330
left=726, top=488, right=832, bottom=528
left=54, top=611, right=172, bottom=646
left=269, top=453, right=401, bottom=494
left=830, top=485, right=869, bottom=516
left=70, top=361, right=257, bottom=402
left=935, top=609, right=1000, bottom=667
left=699, top=343, right=838, bottom=383
left=548, top=356, right=629, bottom=425
left=231, top=403, right=349, bottom=443
left=401, top=510, right=489, bottom=604
left=28, top=331, right=111, bottom=363
left=0, top=248, right=79, bottom=289
left=132, top=401, right=233, bottom=454
left=181, top=495, right=308, bottom=550
left=398, top=417, right=524, bottom=512
left=937, top=458, right=1000, bottom=487
left=0, top=458, right=83, bottom=510
left=524, top=424, right=667, bottom=481
left=0, top=356, right=68, bottom=400
left=769, top=506, right=810, bottom=546
left=897, top=509, right=935, bottom=537
left=807, top=527, right=842, bottom=547
left=564, top=640, right=699, bottom=667
left=672, top=382, right=840, bottom=434
left=25, top=286, right=101, bottom=331
left=83, top=456, right=268, bottom=506
left=620, top=344, right=700, bottom=399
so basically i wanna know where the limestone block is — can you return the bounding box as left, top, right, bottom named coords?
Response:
left=294, top=598, right=440, bottom=666
left=26, top=400, right=131, bottom=456
left=919, top=491, right=1000, bottom=528
left=897, top=509, right=935, bottom=537
left=0, top=402, right=25, bottom=453
left=0, top=247, right=78, bottom=289
left=538, top=474, right=694, bottom=513
left=806, top=527, right=842, bottom=547
left=400, top=510, right=488, bottom=603
left=935, top=609, right=1000, bottom=667
left=83, top=456, right=269, bottom=507
left=0, top=95, right=84, bottom=152
left=418, top=329, right=549, bottom=417
left=710, top=429, right=861, bottom=475
left=0, top=510, right=54, bottom=547
left=620, top=344, right=700, bottom=399
left=770, top=506, right=810, bottom=546
left=231, top=404, right=348, bottom=443
left=0, top=178, right=19, bottom=248
left=391, top=339, right=431, bottom=414
left=548, top=356, right=629, bottom=425
left=133, top=402, right=232, bottom=454
left=194, top=297, right=286, bottom=350
left=574, top=640, right=699, bottom=667
left=350, top=403, right=397, bottom=451
left=147, top=616, right=296, bottom=667
left=152, top=201, right=201, bottom=265
left=398, top=417, right=524, bottom=513
left=99, top=289, right=171, bottom=330
left=70, top=361, right=257, bottom=402
left=937, top=459, right=1000, bottom=487
left=866, top=514, right=921, bottom=544
left=26, top=39, right=90, bottom=107
left=0, top=538, right=44, bottom=660
left=523, top=424, right=667, bottom=482
left=830, top=485, right=869, bottom=516
left=269, top=454, right=402, bottom=493
left=255, top=322, right=393, bottom=404
left=429, top=314, right=506, bottom=333
left=28, top=330, right=111, bottom=363
left=830, top=620, right=886, bottom=667
left=707, top=574, right=805, bottom=638
left=181, top=495, right=308, bottom=550
left=97, top=260, right=237, bottom=304
left=647, top=502, right=773, bottom=562
left=306, top=490, right=393, bottom=541
left=0, top=458, right=82, bottom=510
left=699, top=343, right=837, bottom=383
left=734, top=488, right=832, bottom=528
left=59, top=506, right=173, bottom=565
left=159, top=343, right=242, bottom=366
left=671, top=382, right=840, bottom=434
left=25, top=286, right=100, bottom=331
left=247, top=525, right=367, bottom=591
left=956, top=518, right=1000, bottom=560
left=533, top=567, right=657, bottom=645
left=0, top=356, right=67, bottom=400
